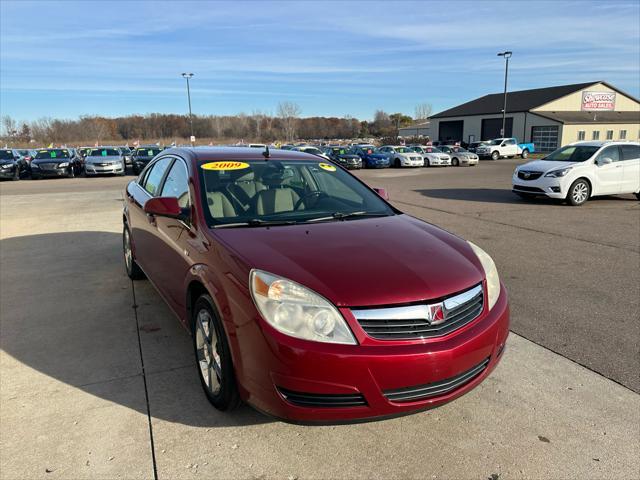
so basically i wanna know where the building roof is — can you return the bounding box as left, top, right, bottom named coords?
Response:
left=431, top=82, right=600, bottom=118
left=534, top=111, right=640, bottom=124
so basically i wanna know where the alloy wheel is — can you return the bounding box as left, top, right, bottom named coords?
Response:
left=572, top=182, right=589, bottom=204
left=123, top=228, right=133, bottom=273
left=195, top=309, right=222, bottom=395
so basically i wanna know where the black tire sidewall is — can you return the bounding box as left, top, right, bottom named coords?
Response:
left=123, top=225, right=145, bottom=279
left=192, top=294, right=239, bottom=411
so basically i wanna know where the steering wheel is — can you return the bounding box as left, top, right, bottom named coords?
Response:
left=294, top=191, right=328, bottom=210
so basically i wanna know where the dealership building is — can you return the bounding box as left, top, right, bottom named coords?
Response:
left=420, top=81, right=640, bottom=152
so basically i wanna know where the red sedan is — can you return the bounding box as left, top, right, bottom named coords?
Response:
left=123, top=147, right=509, bottom=422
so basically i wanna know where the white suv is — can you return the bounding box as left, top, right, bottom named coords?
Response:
left=512, top=141, right=640, bottom=206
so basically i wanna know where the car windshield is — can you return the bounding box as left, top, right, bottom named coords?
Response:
left=423, top=147, right=441, bottom=153
left=199, top=159, right=394, bottom=227
left=89, top=148, right=120, bottom=156
left=0, top=150, right=14, bottom=160
left=302, top=148, right=322, bottom=155
left=330, top=147, right=348, bottom=155
left=120, top=147, right=131, bottom=153
left=543, top=145, right=600, bottom=162
left=452, top=147, right=467, bottom=152
left=35, top=149, right=70, bottom=159
left=136, top=148, right=162, bottom=157
left=395, top=147, right=413, bottom=153
left=359, top=146, right=376, bottom=154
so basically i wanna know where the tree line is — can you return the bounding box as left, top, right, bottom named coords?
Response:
left=1, top=102, right=432, bottom=145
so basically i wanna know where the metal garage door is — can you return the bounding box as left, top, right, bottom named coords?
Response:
left=531, top=126, right=559, bottom=153
left=438, top=120, right=464, bottom=142
left=481, top=117, right=513, bottom=140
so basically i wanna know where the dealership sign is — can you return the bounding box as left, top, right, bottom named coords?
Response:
left=581, top=91, right=616, bottom=111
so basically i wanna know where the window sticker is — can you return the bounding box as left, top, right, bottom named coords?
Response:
left=201, top=161, right=250, bottom=171
left=50, top=151, right=57, bottom=158
left=102, top=150, right=107, bottom=156
left=318, top=163, right=336, bottom=172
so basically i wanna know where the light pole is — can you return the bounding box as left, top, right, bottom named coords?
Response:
left=497, top=51, right=512, bottom=137
left=181, top=73, right=194, bottom=145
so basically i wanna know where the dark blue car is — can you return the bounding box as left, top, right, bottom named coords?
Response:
left=352, top=145, right=390, bottom=169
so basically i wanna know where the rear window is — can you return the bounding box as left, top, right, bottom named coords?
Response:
left=620, top=145, right=639, bottom=161
left=35, top=149, right=70, bottom=159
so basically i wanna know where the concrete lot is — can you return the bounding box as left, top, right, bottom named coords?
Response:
left=1, top=162, right=639, bottom=479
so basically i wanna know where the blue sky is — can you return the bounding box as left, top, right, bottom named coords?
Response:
left=1, top=0, right=639, bottom=122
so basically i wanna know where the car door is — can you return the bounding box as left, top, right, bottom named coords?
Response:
left=619, top=144, right=640, bottom=194
left=503, top=139, right=517, bottom=156
left=152, top=157, right=195, bottom=311
left=126, top=156, right=174, bottom=278
left=593, top=146, right=624, bottom=195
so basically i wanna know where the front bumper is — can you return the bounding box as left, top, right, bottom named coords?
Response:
left=30, top=166, right=68, bottom=177
left=512, top=173, right=565, bottom=198
left=0, top=166, right=17, bottom=178
left=237, top=284, right=510, bottom=422
left=399, top=158, right=424, bottom=167
left=85, top=163, right=125, bottom=175
left=458, top=157, right=479, bottom=166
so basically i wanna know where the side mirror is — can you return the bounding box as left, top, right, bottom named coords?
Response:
left=373, top=187, right=389, bottom=200
left=144, top=197, right=187, bottom=220
left=597, top=157, right=613, bottom=166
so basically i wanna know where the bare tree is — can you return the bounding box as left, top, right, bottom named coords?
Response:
left=414, top=103, right=432, bottom=122
left=1, top=115, right=17, bottom=139
left=278, top=101, right=301, bottom=142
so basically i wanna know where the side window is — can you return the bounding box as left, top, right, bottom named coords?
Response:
left=506, top=139, right=516, bottom=145
left=143, top=157, right=173, bottom=196
left=160, top=159, right=190, bottom=208
left=596, top=146, right=620, bottom=162
left=620, top=145, right=639, bottom=161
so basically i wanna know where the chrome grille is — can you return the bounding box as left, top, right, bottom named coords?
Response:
left=352, top=284, right=484, bottom=340
left=383, top=357, right=490, bottom=402
left=518, top=170, right=543, bottom=180
left=277, top=387, right=367, bottom=408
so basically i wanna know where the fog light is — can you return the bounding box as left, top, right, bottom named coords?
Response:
left=550, top=186, right=561, bottom=193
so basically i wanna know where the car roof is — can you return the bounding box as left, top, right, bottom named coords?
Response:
left=163, top=146, right=322, bottom=163
left=570, top=141, right=639, bottom=147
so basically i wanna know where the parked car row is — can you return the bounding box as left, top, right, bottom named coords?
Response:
left=0, top=145, right=168, bottom=180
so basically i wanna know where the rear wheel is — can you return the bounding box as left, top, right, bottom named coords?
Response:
left=567, top=179, right=590, bottom=206
left=521, top=149, right=529, bottom=159
left=193, top=294, right=240, bottom=411
left=123, top=225, right=145, bottom=279
left=491, top=151, right=500, bottom=160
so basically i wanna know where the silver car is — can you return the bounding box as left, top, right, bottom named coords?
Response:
left=84, top=147, right=126, bottom=176
left=410, top=146, right=451, bottom=167
left=439, top=146, right=479, bottom=167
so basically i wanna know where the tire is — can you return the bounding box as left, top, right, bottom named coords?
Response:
left=394, top=158, right=401, bottom=168
left=12, top=167, right=20, bottom=181
left=491, top=151, right=500, bottom=160
left=634, top=192, right=639, bottom=200
left=123, top=225, right=145, bottom=280
left=567, top=179, right=590, bottom=206
left=192, top=294, right=240, bottom=411
left=452, top=158, right=459, bottom=167
left=68, top=167, right=75, bottom=178
left=424, top=158, right=430, bottom=167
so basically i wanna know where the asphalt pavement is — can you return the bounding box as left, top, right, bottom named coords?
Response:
left=1, top=162, right=638, bottom=479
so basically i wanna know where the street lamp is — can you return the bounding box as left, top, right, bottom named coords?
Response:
left=497, top=51, right=512, bottom=137
left=181, top=73, right=194, bottom=145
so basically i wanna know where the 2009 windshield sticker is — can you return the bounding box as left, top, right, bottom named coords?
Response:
left=318, top=163, right=336, bottom=172
left=201, top=161, right=250, bottom=171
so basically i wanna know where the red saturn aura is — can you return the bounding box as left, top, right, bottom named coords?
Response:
left=123, top=147, right=509, bottom=422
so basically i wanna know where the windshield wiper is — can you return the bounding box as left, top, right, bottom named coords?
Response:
left=305, top=211, right=390, bottom=223
left=213, top=218, right=299, bottom=228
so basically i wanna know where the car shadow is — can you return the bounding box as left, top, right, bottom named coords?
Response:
left=0, top=231, right=271, bottom=428
left=416, top=188, right=639, bottom=205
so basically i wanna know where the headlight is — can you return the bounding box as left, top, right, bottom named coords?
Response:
left=31, top=163, right=39, bottom=168
left=249, top=269, right=357, bottom=345
left=58, top=162, right=70, bottom=168
left=545, top=168, right=571, bottom=177
left=468, top=242, right=500, bottom=311
left=0, top=163, right=13, bottom=169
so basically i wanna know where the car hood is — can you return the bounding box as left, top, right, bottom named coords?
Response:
left=517, top=159, right=577, bottom=173
left=0, top=160, right=16, bottom=165
left=31, top=158, right=70, bottom=164
left=215, top=214, right=484, bottom=307
left=336, top=155, right=361, bottom=160
left=365, top=154, right=389, bottom=160
left=86, top=156, right=122, bottom=162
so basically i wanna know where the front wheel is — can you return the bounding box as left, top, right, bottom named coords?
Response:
left=567, top=179, right=590, bottom=206
left=68, top=167, right=75, bottom=178
left=452, top=158, right=459, bottom=167
left=193, top=294, right=240, bottom=411
left=424, top=158, right=430, bottom=167
left=12, top=168, right=20, bottom=181
left=491, top=151, right=500, bottom=160
left=634, top=192, right=639, bottom=200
